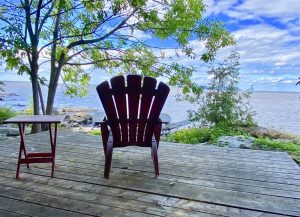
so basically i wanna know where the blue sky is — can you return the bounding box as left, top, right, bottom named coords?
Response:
left=203, top=0, right=300, bottom=91
left=1, top=0, right=300, bottom=92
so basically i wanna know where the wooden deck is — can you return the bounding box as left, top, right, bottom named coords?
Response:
left=0, top=131, right=299, bottom=217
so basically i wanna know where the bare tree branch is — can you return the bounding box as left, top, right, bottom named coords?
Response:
left=35, top=0, right=43, bottom=36
left=67, top=8, right=138, bottom=49
left=65, top=58, right=122, bottom=66
left=23, top=0, right=35, bottom=45
left=38, top=0, right=56, bottom=33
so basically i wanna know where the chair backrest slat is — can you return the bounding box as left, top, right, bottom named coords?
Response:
left=97, top=75, right=169, bottom=147
left=127, top=75, right=142, bottom=144
left=96, top=81, right=121, bottom=143
left=144, top=82, right=169, bottom=143
left=110, top=76, right=128, bottom=144
left=137, top=77, right=157, bottom=145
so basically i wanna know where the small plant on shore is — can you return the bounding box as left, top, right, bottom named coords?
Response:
left=0, top=107, right=16, bottom=122
left=88, top=129, right=101, bottom=136
left=166, top=126, right=245, bottom=144
left=241, top=126, right=297, bottom=140
left=167, top=128, right=211, bottom=144
left=19, top=99, right=34, bottom=115
left=253, top=138, right=300, bottom=164
left=188, top=51, right=255, bottom=128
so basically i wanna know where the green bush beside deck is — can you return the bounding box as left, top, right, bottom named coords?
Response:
left=165, top=127, right=300, bottom=165
left=0, top=107, right=16, bottom=122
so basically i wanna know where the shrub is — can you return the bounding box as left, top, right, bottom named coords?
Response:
left=88, top=129, right=101, bottom=135
left=253, top=138, right=300, bottom=165
left=0, top=107, right=16, bottom=122
left=20, top=99, right=34, bottom=115
left=242, top=126, right=296, bottom=140
left=188, top=51, right=255, bottom=128
left=168, top=128, right=212, bottom=144
left=167, top=126, right=245, bottom=144
left=253, top=138, right=300, bottom=153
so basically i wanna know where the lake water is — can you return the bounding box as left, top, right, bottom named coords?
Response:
left=1, top=81, right=300, bottom=135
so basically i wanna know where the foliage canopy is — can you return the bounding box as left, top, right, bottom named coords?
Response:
left=0, top=0, right=235, bottom=123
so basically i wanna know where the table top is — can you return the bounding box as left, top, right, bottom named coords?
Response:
left=4, top=115, right=66, bottom=124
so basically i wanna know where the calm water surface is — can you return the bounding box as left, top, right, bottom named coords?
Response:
left=1, top=81, right=300, bottom=135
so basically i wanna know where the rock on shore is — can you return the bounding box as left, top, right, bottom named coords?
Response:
left=0, top=127, right=31, bottom=141
left=217, top=135, right=254, bottom=149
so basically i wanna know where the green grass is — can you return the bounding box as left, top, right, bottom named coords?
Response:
left=164, top=126, right=300, bottom=165
left=88, top=129, right=101, bottom=135
left=164, top=127, right=245, bottom=144
left=253, top=138, right=300, bottom=164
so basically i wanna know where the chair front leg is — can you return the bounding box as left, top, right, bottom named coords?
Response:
left=104, top=141, right=113, bottom=179
left=154, top=122, right=162, bottom=148
left=100, top=122, right=109, bottom=157
left=151, top=140, right=159, bottom=177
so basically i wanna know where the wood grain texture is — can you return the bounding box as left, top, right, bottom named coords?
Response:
left=3, top=115, right=65, bottom=124
left=0, top=131, right=299, bottom=216
left=96, top=75, right=170, bottom=178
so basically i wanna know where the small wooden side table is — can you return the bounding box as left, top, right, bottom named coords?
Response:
left=4, top=115, right=65, bottom=179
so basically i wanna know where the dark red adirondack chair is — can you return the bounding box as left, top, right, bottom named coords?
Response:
left=96, top=75, right=170, bottom=178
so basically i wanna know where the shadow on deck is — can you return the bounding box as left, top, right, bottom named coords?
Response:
left=0, top=131, right=299, bottom=217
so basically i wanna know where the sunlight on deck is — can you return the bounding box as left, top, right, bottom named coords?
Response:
left=0, top=131, right=299, bottom=216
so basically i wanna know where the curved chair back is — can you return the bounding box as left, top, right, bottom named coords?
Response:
left=96, top=75, right=170, bottom=147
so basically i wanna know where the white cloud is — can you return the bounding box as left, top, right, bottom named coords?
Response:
left=258, top=76, right=284, bottom=83
left=2, top=0, right=300, bottom=91
left=204, top=0, right=238, bottom=17
left=231, top=24, right=300, bottom=68
left=205, top=0, right=300, bottom=23
left=282, top=79, right=296, bottom=84
left=275, top=62, right=286, bottom=66
left=236, top=0, right=300, bottom=21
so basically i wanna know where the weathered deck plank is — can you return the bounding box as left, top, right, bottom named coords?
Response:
left=0, top=168, right=283, bottom=217
left=0, top=131, right=299, bottom=216
left=0, top=195, right=89, bottom=217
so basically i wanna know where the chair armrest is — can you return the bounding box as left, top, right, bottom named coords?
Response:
left=158, top=118, right=169, bottom=124
left=154, top=121, right=165, bottom=147
left=94, top=117, right=107, bottom=125
left=100, top=117, right=110, bottom=147
left=159, top=113, right=171, bottom=124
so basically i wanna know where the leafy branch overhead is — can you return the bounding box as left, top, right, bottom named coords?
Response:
left=0, top=0, right=234, bottom=118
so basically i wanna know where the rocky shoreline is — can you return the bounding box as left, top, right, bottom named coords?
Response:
left=0, top=92, right=18, bottom=101
left=1, top=107, right=298, bottom=151
left=0, top=107, right=190, bottom=139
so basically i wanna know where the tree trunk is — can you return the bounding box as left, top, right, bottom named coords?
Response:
left=46, top=70, right=59, bottom=115
left=39, top=82, right=49, bottom=131
left=46, top=58, right=65, bottom=115
left=38, top=82, right=45, bottom=115
left=31, top=69, right=41, bottom=133
left=23, top=0, right=42, bottom=133
left=46, top=8, right=62, bottom=115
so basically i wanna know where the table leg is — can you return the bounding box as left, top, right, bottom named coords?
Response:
left=49, top=123, right=58, bottom=177
left=21, top=124, right=30, bottom=169
left=16, top=123, right=28, bottom=179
